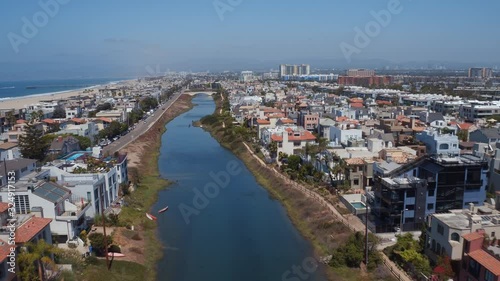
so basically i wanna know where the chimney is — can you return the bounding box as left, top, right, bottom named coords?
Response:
left=469, top=202, right=475, bottom=213
left=58, top=136, right=63, bottom=142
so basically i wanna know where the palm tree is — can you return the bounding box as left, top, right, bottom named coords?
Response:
left=268, top=141, right=278, bottom=158
left=29, top=111, right=40, bottom=124
left=18, top=240, right=60, bottom=281
left=4, top=111, right=16, bottom=129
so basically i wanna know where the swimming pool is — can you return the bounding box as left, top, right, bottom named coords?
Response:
left=65, top=153, right=84, bottom=161
left=351, top=202, right=366, bottom=209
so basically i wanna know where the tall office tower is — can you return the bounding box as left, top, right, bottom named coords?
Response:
left=468, top=67, right=493, bottom=79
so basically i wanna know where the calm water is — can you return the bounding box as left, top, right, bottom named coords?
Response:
left=154, top=94, right=326, bottom=281
left=0, top=78, right=127, bottom=99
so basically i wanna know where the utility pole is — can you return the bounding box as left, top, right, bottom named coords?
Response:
left=364, top=190, right=369, bottom=266
left=100, top=186, right=110, bottom=270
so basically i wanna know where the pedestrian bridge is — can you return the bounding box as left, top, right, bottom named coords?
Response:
left=183, top=91, right=216, bottom=96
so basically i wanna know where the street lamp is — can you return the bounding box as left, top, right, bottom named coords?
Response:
left=400, top=209, right=408, bottom=235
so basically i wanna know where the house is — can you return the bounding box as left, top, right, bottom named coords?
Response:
left=416, top=129, right=460, bottom=156
left=48, top=136, right=81, bottom=156
left=0, top=158, right=37, bottom=186
left=30, top=182, right=91, bottom=241
left=329, top=123, right=362, bottom=146
left=65, top=106, right=82, bottom=119
left=426, top=205, right=500, bottom=264
left=469, top=128, right=500, bottom=145
left=268, top=128, right=316, bottom=156
left=14, top=216, right=53, bottom=245
left=459, top=230, right=500, bottom=281
left=0, top=143, right=20, bottom=161
left=373, top=154, right=488, bottom=232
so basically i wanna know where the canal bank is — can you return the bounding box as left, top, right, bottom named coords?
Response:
left=154, top=94, right=328, bottom=281
left=114, top=94, right=195, bottom=280
left=196, top=92, right=398, bottom=281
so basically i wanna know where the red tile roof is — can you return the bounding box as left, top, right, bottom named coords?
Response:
left=256, top=119, right=270, bottom=125
left=463, top=231, right=485, bottom=242
left=0, top=240, right=14, bottom=263
left=16, top=120, right=26, bottom=124
left=15, top=217, right=52, bottom=244
left=457, top=123, right=474, bottom=130
left=71, top=118, right=86, bottom=124
left=266, top=113, right=285, bottom=118
left=98, top=117, right=112, bottom=123
left=350, top=103, right=364, bottom=108
left=271, top=135, right=283, bottom=142
left=279, top=118, right=294, bottom=124
left=0, top=202, right=9, bottom=213
left=42, top=119, right=56, bottom=124
left=469, top=250, right=500, bottom=276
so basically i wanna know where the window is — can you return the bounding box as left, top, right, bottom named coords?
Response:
left=437, top=224, right=444, bottom=235
left=406, top=190, right=415, bottom=198
left=353, top=179, right=359, bottom=186
left=428, top=189, right=435, bottom=197
left=427, top=203, right=434, bottom=210
left=468, top=258, right=480, bottom=279
left=14, top=195, right=30, bottom=214
left=87, top=192, right=92, bottom=202
left=485, top=269, right=495, bottom=281
left=406, top=205, right=415, bottom=210
left=451, top=233, right=460, bottom=242
left=492, top=232, right=496, bottom=238
left=439, top=143, right=449, bottom=150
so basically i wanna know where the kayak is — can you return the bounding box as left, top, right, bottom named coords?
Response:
left=158, top=206, right=169, bottom=213
left=146, top=213, right=157, bottom=221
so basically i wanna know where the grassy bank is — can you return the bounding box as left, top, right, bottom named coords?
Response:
left=199, top=92, right=394, bottom=281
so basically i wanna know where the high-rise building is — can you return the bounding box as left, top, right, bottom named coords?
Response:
left=279, top=64, right=310, bottom=77
left=240, top=71, right=254, bottom=82
left=347, top=69, right=375, bottom=77
left=468, top=67, right=493, bottom=79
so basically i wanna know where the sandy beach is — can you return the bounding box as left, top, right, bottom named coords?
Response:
left=0, top=79, right=136, bottom=110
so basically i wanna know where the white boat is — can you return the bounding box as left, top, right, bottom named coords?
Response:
left=158, top=206, right=169, bottom=213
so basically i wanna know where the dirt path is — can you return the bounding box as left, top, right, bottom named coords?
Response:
left=242, top=142, right=413, bottom=281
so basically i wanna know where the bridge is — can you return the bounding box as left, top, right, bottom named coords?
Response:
left=183, top=90, right=216, bottom=96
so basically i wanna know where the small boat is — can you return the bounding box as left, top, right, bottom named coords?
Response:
left=158, top=206, right=169, bottom=213
left=146, top=213, right=157, bottom=221
left=188, top=124, right=191, bottom=127
left=108, top=252, right=125, bottom=257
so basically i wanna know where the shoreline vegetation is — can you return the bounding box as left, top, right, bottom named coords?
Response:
left=197, top=90, right=396, bottom=281
left=64, top=94, right=194, bottom=281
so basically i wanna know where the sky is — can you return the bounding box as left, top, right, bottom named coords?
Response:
left=0, top=0, right=499, bottom=80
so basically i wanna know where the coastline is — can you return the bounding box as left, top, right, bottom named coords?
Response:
left=116, top=94, right=194, bottom=281
left=0, top=78, right=134, bottom=110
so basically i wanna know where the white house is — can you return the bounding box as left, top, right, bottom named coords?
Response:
left=329, top=123, right=362, bottom=146
left=0, top=142, right=20, bottom=161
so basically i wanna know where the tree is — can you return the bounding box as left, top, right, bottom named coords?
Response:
left=287, top=155, right=301, bottom=171
left=435, top=255, right=455, bottom=281
left=457, top=130, right=468, bottom=142
left=19, top=123, right=50, bottom=161
left=52, top=107, right=66, bottom=118
left=268, top=141, right=278, bottom=158
left=5, top=111, right=16, bottom=128
left=88, top=233, right=113, bottom=257
left=18, top=240, right=60, bottom=281
left=440, top=127, right=454, bottom=135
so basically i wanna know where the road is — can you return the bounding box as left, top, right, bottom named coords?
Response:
left=103, top=91, right=183, bottom=155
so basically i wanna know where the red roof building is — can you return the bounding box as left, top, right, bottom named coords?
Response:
left=15, top=217, right=52, bottom=244
left=459, top=230, right=500, bottom=281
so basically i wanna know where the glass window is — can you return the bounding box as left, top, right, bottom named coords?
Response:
left=427, top=203, right=434, bottom=210
left=451, top=233, right=460, bottom=242
left=428, top=189, right=435, bottom=197
left=485, top=269, right=495, bottom=281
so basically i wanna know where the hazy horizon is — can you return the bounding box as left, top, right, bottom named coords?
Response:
left=1, top=0, right=499, bottom=80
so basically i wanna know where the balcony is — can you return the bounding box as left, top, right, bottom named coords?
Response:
left=56, top=194, right=92, bottom=221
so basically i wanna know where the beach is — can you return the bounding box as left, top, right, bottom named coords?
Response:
left=0, top=79, right=134, bottom=110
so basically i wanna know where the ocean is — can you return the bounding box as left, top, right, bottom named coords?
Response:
left=0, top=78, right=130, bottom=100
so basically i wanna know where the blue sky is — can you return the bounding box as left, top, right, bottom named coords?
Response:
left=0, top=0, right=499, bottom=79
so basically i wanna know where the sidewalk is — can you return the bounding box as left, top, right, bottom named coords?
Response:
left=243, top=142, right=413, bottom=281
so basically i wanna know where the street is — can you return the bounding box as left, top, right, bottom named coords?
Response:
left=103, top=91, right=183, bottom=155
